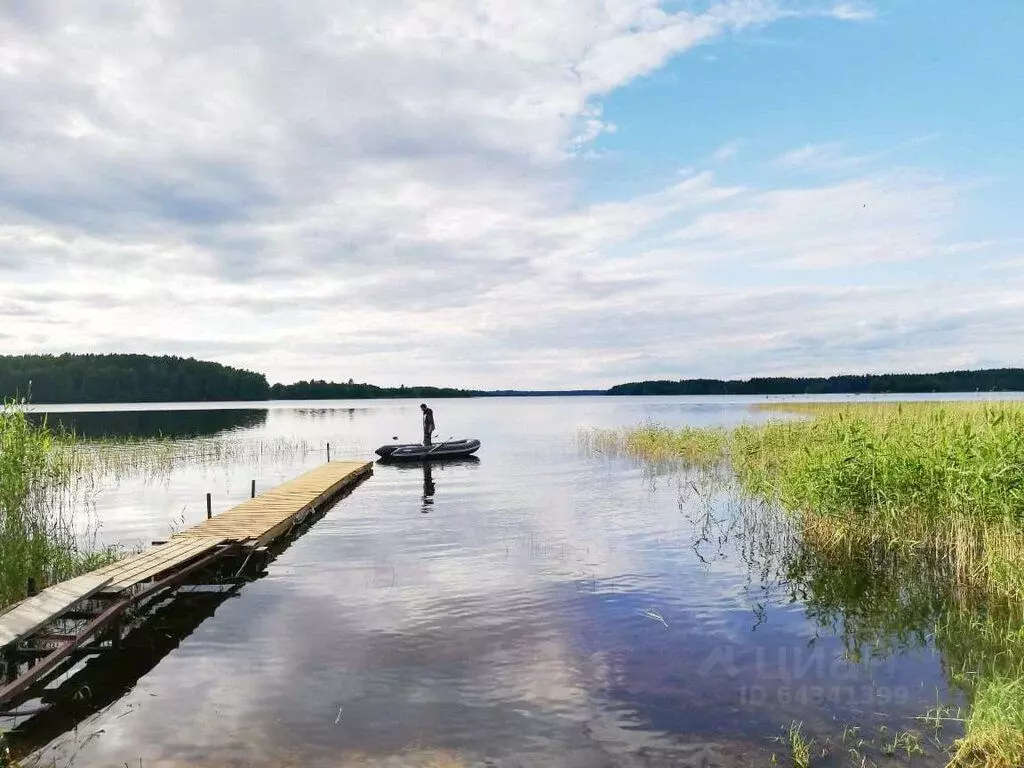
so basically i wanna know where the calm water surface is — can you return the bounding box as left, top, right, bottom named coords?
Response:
left=11, top=395, right=1018, bottom=767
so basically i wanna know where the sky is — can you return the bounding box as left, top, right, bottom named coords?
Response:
left=1, top=0, right=1022, bottom=389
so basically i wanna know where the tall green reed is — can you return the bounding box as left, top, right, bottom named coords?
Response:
left=584, top=402, right=1024, bottom=597
left=0, top=401, right=117, bottom=610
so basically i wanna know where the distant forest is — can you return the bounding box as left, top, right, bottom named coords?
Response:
left=1, top=354, right=269, bottom=403
left=3, top=355, right=1023, bottom=404
left=608, top=369, right=1024, bottom=396
left=270, top=380, right=472, bottom=400
left=0, top=354, right=470, bottom=404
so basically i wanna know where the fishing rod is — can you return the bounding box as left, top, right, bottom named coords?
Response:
left=424, top=435, right=455, bottom=457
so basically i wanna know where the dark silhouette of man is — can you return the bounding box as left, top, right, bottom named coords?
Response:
left=420, top=403, right=435, bottom=446
left=422, top=464, right=435, bottom=513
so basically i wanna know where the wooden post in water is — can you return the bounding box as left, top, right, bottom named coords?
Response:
left=206, top=493, right=212, bottom=519
left=251, top=479, right=256, bottom=498
left=327, top=442, right=331, bottom=463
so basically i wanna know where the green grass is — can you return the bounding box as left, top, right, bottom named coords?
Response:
left=787, top=721, right=813, bottom=768
left=952, top=677, right=1024, bottom=768
left=0, top=401, right=120, bottom=610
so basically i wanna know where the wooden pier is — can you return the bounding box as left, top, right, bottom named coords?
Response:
left=0, top=459, right=371, bottom=711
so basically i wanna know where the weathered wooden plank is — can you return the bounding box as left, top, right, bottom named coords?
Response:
left=0, top=460, right=370, bottom=659
left=174, top=461, right=370, bottom=545
left=109, top=538, right=227, bottom=590
left=93, top=537, right=227, bottom=591
left=0, top=574, right=113, bottom=648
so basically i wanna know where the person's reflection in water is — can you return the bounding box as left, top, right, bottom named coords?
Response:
left=421, top=462, right=435, bottom=513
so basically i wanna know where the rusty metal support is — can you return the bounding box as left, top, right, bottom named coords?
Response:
left=33, top=634, right=78, bottom=644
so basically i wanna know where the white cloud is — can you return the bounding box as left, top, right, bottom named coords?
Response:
left=771, top=142, right=883, bottom=170
left=709, top=140, right=742, bottom=162
left=0, top=0, right=1015, bottom=389
left=663, top=170, right=957, bottom=267
left=829, top=3, right=877, bottom=21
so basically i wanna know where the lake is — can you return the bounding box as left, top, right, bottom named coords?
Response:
left=8, top=394, right=1022, bottom=767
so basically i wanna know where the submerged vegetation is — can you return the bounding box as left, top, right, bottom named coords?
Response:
left=583, top=401, right=1024, bottom=768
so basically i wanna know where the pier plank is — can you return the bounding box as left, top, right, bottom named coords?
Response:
left=175, top=461, right=370, bottom=546
left=92, top=537, right=228, bottom=591
left=0, top=460, right=371, bottom=651
left=0, top=574, right=113, bottom=648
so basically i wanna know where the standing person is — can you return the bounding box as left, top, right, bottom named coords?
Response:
left=420, top=403, right=435, bottom=446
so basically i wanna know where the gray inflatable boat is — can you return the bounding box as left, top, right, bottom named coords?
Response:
left=375, top=438, right=481, bottom=462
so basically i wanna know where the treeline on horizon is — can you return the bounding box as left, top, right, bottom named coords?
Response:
left=3, top=354, right=1023, bottom=404
left=0, top=354, right=471, bottom=404
left=269, top=380, right=471, bottom=400
left=0, top=354, right=270, bottom=403
left=608, top=368, right=1024, bottom=396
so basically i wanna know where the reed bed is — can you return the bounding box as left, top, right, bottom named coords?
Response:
left=63, top=434, right=323, bottom=485
left=583, top=401, right=1024, bottom=768
left=1, top=403, right=329, bottom=612
left=0, top=403, right=119, bottom=610
left=584, top=402, right=1024, bottom=596
left=579, top=424, right=728, bottom=466
left=736, top=403, right=1024, bottom=599
left=952, top=676, right=1024, bottom=768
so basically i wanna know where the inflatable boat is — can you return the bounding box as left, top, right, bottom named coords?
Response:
left=375, top=438, right=481, bottom=462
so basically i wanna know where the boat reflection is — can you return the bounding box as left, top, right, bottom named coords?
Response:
left=377, top=457, right=480, bottom=514
left=423, top=463, right=435, bottom=513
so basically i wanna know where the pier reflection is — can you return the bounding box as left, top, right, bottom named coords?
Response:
left=0, top=471, right=369, bottom=762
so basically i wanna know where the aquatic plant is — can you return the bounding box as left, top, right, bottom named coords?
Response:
left=586, top=402, right=1024, bottom=768
left=0, top=401, right=119, bottom=609
left=586, top=402, right=1024, bottom=597
left=786, top=721, right=813, bottom=768
left=581, top=423, right=729, bottom=466
left=952, top=677, right=1024, bottom=768
left=63, top=434, right=326, bottom=485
